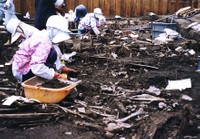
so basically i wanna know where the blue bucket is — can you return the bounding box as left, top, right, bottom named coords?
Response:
left=150, top=22, right=177, bottom=38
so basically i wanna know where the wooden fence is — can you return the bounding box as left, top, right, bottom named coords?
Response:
left=14, top=0, right=200, bottom=18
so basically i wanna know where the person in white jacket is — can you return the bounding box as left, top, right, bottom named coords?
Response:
left=0, top=0, right=16, bottom=25
left=1, top=0, right=39, bottom=45
left=78, top=8, right=106, bottom=36
left=11, top=15, right=76, bottom=82
left=6, top=18, right=39, bottom=44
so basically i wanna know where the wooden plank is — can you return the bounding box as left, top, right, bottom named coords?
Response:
left=128, top=0, right=135, bottom=17
left=109, top=0, right=115, bottom=17
left=0, top=113, right=59, bottom=119
left=93, top=0, right=99, bottom=9
left=175, top=0, right=180, bottom=11
left=139, top=0, right=144, bottom=16
left=120, top=0, right=124, bottom=17
left=13, top=0, right=198, bottom=17
left=135, top=0, right=141, bottom=16
left=182, top=0, right=189, bottom=7
left=159, top=0, right=163, bottom=15
left=80, top=0, right=88, bottom=11
left=14, top=0, right=21, bottom=13
left=162, top=0, right=168, bottom=15
left=124, top=0, right=131, bottom=17
left=166, top=0, right=171, bottom=14
left=127, top=0, right=133, bottom=17
left=115, top=0, right=121, bottom=16
left=130, top=0, right=134, bottom=17
left=198, top=0, right=200, bottom=8
left=86, top=0, right=93, bottom=13
left=149, top=0, right=153, bottom=13
left=66, top=0, right=75, bottom=12
left=143, top=0, right=150, bottom=16
left=74, top=0, right=79, bottom=7
left=193, top=0, right=198, bottom=8
left=133, top=0, right=138, bottom=16
left=101, top=0, right=111, bottom=17
left=154, top=0, right=159, bottom=15
left=169, top=0, right=176, bottom=14
left=20, top=0, right=26, bottom=15
left=26, top=0, right=35, bottom=18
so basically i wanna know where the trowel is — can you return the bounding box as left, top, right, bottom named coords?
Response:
left=58, top=78, right=82, bottom=85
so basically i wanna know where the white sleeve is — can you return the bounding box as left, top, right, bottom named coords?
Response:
left=90, top=17, right=100, bottom=35
left=54, top=57, right=65, bottom=71
left=53, top=44, right=64, bottom=70
left=31, top=64, right=55, bottom=80
left=54, top=0, right=64, bottom=7
left=92, top=27, right=100, bottom=35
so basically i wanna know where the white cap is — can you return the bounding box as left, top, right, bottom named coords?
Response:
left=19, top=22, right=39, bottom=39
left=46, top=15, right=71, bottom=32
left=69, top=10, right=73, bottom=14
left=94, top=8, right=102, bottom=15
left=94, top=8, right=103, bottom=19
left=46, top=15, right=71, bottom=43
left=6, top=18, right=21, bottom=44
left=52, top=31, right=70, bottom=44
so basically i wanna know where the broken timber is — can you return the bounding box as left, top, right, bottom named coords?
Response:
left=0, top=112, right=59, bottom=118
left=77, top=53, right=159, bottom=70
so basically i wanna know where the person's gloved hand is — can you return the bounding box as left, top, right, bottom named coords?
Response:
left=54, top=72, right=68, bottom=80
left=61, top=66, right=75, bottom=73
left=99, top=33, right=105, bottom=38
left=61, top=66, right=79, bottom=78
left=54, top=72, right=62, bottom=79
left=97, top=32, right=105, bottom=40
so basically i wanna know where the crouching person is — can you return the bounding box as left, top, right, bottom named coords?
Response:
left=74, top=4, right=87, bottom=29
left=11, top=15, right=76, bottom=83
left=6, top=17, right=39, bottom=44
left=78, top=8, right=106, bottom=37
left=0, top=0, right=16, bottom=26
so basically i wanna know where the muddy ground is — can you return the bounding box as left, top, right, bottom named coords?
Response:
left=0, top=15, right=200, bottom=139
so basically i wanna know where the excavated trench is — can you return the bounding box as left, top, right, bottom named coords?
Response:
left=0, top=15, right=200, bottom=139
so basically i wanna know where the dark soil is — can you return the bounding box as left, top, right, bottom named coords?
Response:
left=0, top=16, right=200, bottom=139
left=39, top=79, right=69, bottom=88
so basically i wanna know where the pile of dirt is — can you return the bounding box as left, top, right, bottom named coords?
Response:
left=39, top=79, right=69, bottom=88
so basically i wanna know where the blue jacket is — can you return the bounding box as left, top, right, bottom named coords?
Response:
left=74, top=5, right=87, bottom=25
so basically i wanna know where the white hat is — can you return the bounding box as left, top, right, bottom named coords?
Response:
left=10, top=32, right=22, bottom=44
left=94, top=8, right=102, bottom=15
left=6, top=18, right=21, bottom=44
left=94, top=8, right=103, bottom=19
left=18, top=22, right=39, bottom=39
left=46, top=15, right=71, bottom=33
left=52, top=31, right=70, bottom=44
left=46, top=15, right=71, bottom=44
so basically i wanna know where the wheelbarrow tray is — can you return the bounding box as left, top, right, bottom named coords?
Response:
left=21, top=76, right=80, bottom=103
